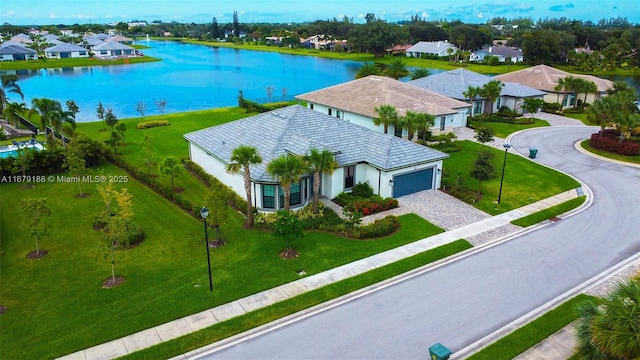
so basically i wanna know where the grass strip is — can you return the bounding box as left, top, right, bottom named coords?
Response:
left=118, top=239, right=473, bottom=359
left=467, top=294, right=595, bottom=360
left=511, top=196, right=586, bottom=227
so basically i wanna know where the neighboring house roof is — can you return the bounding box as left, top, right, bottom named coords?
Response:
left=494, top=64, right=614, bottom=93
left=1, top=40, right=30, bottom=48
left=408, top=69, right=546, bottom=100
left=406, top=41, right=458, bottom=55
left=107, top=35, right=134, bottom=43
left=92, top=41, right=134, bottom=51
left=10, top=34, right=32, bottom=44
left=476, top=46, right=522, bottom=58
left=184, top=105, right=449, bottom=183
left=296, top=75, right=470, bottom=118
left=0, top=44, right=37, bottom=55
left=44, top=42, right=88, bottom=53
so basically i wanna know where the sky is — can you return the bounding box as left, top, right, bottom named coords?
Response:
left=1, top=0, right=639, bottom=25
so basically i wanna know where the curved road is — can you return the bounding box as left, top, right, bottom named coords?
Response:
left=194, top=126, right=640, bottom=359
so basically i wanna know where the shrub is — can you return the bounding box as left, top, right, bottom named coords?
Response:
left=352, top=181, right=374, bottom=198
left=496, top=106, right=520, bottom=120
left=136, top=120, right=171, bottom=129
left=344, top=197, right=398, bottom=216
left=183, top=160, right=247, bottom=214
left=351, top=216, right=400, bottom=239
left=590, top=133, right=640, bottom=156
left=542, top=102, right=563, bottom=113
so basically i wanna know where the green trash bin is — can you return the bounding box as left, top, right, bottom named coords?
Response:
left=529, top=147, right=538, bottom=159
left=429, top=343, right=451, bottom=360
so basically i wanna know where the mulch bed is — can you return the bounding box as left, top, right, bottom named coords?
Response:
left=102, top=276, right=126, bottom=288
left=26, top=249, right=48, bottom=259
left=279, top=247, right=299, bottom=259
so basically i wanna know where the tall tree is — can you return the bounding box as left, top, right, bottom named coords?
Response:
left=267, top=154, right=307, bottom=212
left=304, top=148, right=338, bottom=213
left=478, top=80, right=505, bottom=114
left=403, top=111, right=429, bottom=141
left=0, top=74, right=24, bottom=114
left=233, top=11, right=240, bottom=39
left=226, top=145, right=262, bottom=227
left=65, top=100, right=80, bottom=124
left=373, top=104, right=398, bottom=134
left=2, top=101, right=27, bottom=127
left=104, top=108, right=118, bottom=129
left=348, top=14, right=400, bottom=58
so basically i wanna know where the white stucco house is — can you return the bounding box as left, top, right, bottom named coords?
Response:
left=44, top=43, right=90, bottom=59
left=91, top=41, right=135, bottom=58
left=405, top=41, right=458, bottom=58
left=469, top=46, right=524, bottom=63
left=184, top=105, right=448, bottom=212
left=295, top=75, right=471, bottom=137
left=408, top=69, right=546, bottom=115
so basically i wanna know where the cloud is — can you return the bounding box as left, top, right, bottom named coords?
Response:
left=549, top=3, right=575, bottom=12
left=49, top=13, right=56, bottom=19
left=477, top=12, right=484, bottom=18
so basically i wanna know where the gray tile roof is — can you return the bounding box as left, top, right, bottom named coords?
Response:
left=296, top=75, right=470, bottom=118
left=406, top=41, right=458, bottom=55
left=92, top=41, right=134, bottom=51
left=44, top=42, right=88, bottom=53
left=184, top=105, right=448, bottom=182
left=408, top=68, right=546, bottom=100
left=0, top=44, right=37, bottom=55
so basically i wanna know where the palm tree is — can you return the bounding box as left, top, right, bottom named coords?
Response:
left=373, top=104, right=398, bottom=134
left=225, top=145, right=262, bottom=227
left=575, top=279, right=640, bottom=359
left=2, top=101, right=28, bottom=127
left=355, top=62, right=382, bottom=79
left=463, top=86, right=480, bottom=105
left=66, top=100, right=80, bottom=122
left=587, top=96, right=615, bottom=136
left=266, top=154, right=307, bottom=212
left=577, top=80, right=598, bottom=108
left=410, top=68, right=430, bottom=80
left=478, top=80, right=504, bottom=114
left=403, top=111, right=431, bottom=141
left=554, top=77, right=568, bottom=105
left=384, top=58, right=409, bottom=80
left=31, top=98, right=75, bottom=137
left=305, top=148, right=338, bottom=213
left=1, top=74, right=24, bottom=114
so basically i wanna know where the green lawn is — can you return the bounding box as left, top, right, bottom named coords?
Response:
left=511, top=196, right=586, bottom=227
left=469, top=118, right=550, bottom=138
left=0, top=161, right=446, bottom=359
left=0, top=56, right=160, bottom=70
left=580, top=139, right=640, bottom=164
left=443, top=141, right=581, bottom=215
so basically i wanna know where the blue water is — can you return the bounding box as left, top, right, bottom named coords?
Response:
left=8, top=40, right=366, bottom=122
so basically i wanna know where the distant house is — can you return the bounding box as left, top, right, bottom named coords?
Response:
left=387, top=44, right=412, bottom=56
left=296, top=75, right=471, bottom=137
left=0, top=43, right=38, bottom=61
left=494, top=65, right=614, bottom=108
left=184, top=105, right=449, bottom=206
left=300, top=35, right=346, bottom=51
left=91, top=41, right=135, bottom=58
left=470, top=46, right=524, bottom=63
left=405, top=41, right=458, bottom=58
left=408, top=69, right=546, bottom=115
left=44, top=43, right=89, bottom=59
left=107, top=35, right=134, bottom=45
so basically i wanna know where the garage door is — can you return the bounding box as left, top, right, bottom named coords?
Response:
left=392, top=168, right=434, bottom=198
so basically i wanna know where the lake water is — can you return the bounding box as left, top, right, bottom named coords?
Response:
left=8, top=40, right=366, bottom=122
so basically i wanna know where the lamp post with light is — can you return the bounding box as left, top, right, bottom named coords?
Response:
left=200, top=207, right=213, bottom=291
left=497, top=143, right=512, bottom=204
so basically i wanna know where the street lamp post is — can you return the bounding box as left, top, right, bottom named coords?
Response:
left=497, top=143, right=512, bottom=204
left=200, top=207, right=213, bottom=291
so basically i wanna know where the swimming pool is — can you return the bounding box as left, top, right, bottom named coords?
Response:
left=0, top=143, right=45, bottom=158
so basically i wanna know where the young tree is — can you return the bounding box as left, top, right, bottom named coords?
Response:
left=267, top=154, right=307, bottom=212
left=12, top=147, right=34, bottom=178
left=304, top=148, right=338, bottom=213
left=62, top=141, right=88, bottom=197
left=139, top=134, right=155, bottom=176
left=373, top=104, right=398, bottom=134
left=109, top=131, right=121, bottom=155
left=522, top=98, right=545, bottom=119
left=135, top=100, right=146, bottom=117
left=474, top=127, right=495, bottom=145
left=21, top=198, right=50, bottom=257
left=264, top=85, right=275, bottom=100
left=153, top=98, right=167, bottom=114
left=114, top=122, right=127, bottom=145
left=470, top=151, right=495, bottom=191
left=273, top=210, right=304, bottom=259
left=96, top=102, right=105, bottom=129
left=225, top=145, right=262, bottom=227
left=204, top=190, right=228, bottom=247
left=104, top=108, right=118, bottom=129
left=160, top=156, right=182, bottom=190
left=65, top=100, right=79, bottom=122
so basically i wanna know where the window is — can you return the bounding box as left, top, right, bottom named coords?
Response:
left=569, top=94, right=576, bottom=106
left=290, top=182, right=301, bottom=206
left=262, top=185, right=275, bottom=209
left=474, top=101, right=483, bottom=115
left=344, top=165, right=355, bottom=189
left=440, top=116, right=446, bottom=131
left=328, top=108, right=332, bottom=116
left=394, top=124, right=403, bottom=137
left=496, top=97, right=501, bottom=109
left=310, top=103, right=314, bottom=110
left=336, top=110, right=341, bottom=118
left=278, top=186, right=285, bottom=209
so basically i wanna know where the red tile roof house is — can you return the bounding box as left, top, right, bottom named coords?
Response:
left=295, top=75, right=471, bottom=138
left=184, top=105, right=449, bottom=209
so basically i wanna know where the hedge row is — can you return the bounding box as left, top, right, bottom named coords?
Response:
left=136, top=120, right=171, bottom=129
left=239, top=98, right=289, bottom=113
left=590, top=133, right=640, bottom=156
left=183, top=160, right=247, bottom=214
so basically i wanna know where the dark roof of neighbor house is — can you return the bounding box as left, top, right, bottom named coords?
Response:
left=494, top=64, right=614, bottom=93
left=295, top=75, right=470, bottom=118
left=184, top=105, right=449, bottom=183
left=475, top=46, right=523, bottom=58
left=0, top=44, right=38, bottom=55
left=44, top=42, right=88, bottom=53
left=408, top=68, right=546, bottom=100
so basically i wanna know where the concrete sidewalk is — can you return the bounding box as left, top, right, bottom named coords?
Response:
left=57, top=189, right=583, bottom=360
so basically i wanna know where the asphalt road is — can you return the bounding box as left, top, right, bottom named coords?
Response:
left=193, top=126, right=640, bottom=360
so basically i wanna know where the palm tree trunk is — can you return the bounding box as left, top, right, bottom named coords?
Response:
left=243, top=170, right=253, bottom=226
left=312, top=172, right=320, bottom=213
left=283, top=184, right=291, bottom=212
